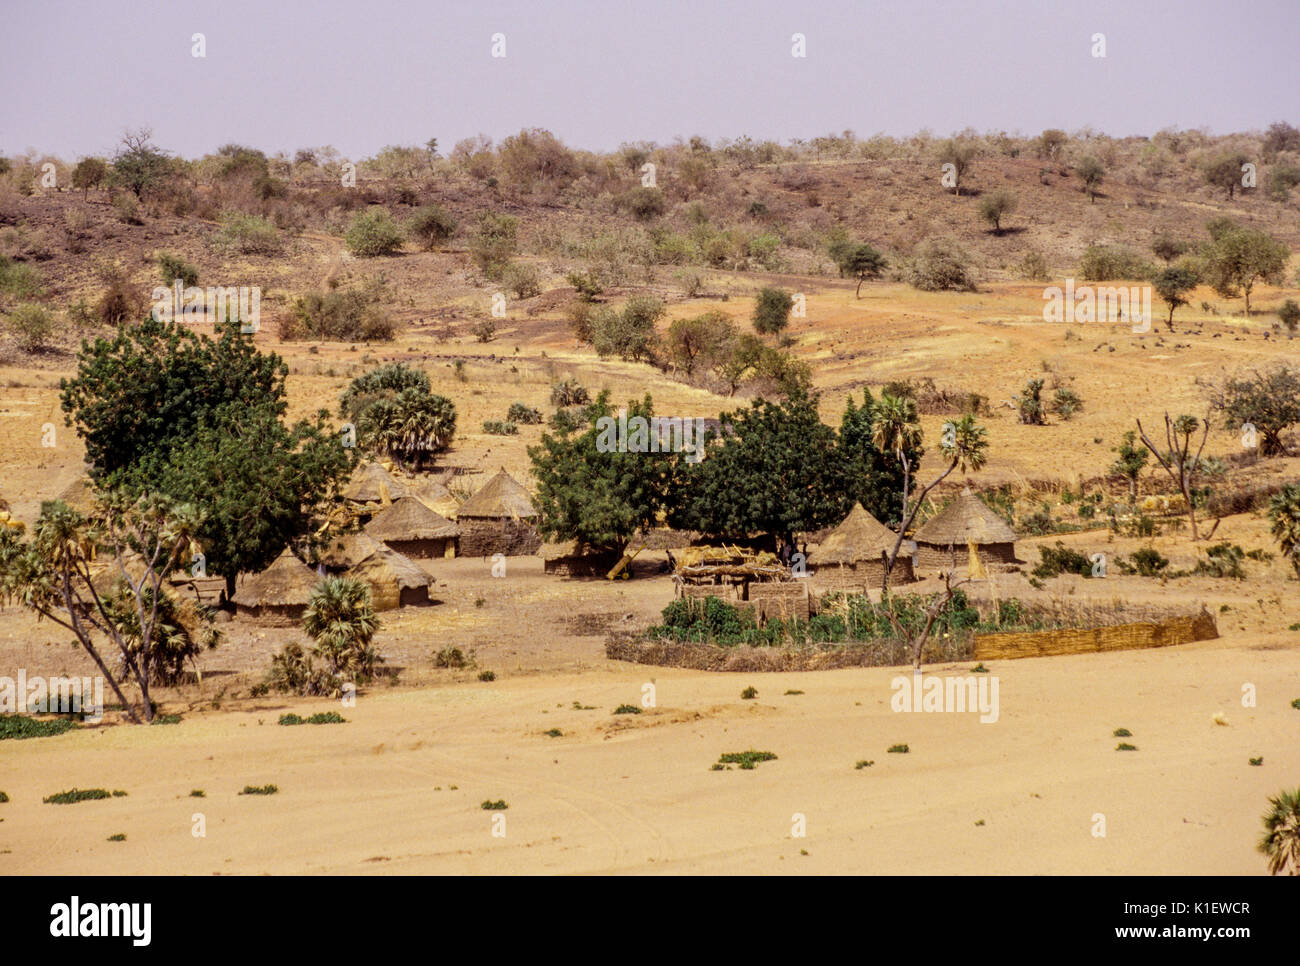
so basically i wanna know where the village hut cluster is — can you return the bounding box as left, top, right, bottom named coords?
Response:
left=231, top=463, right=546, bottom=622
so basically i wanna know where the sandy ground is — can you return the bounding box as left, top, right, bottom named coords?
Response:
left=3, top=247, right=1300, bottom=875
left=2, top=629, right=1298, bottom=875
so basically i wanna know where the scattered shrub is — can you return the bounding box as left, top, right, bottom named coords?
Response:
left=740, top=686, right=758, bottom=700
left=613, top=704, right=642, bottom=715
left=716, top=750, right=777, bottom=770
left=478, top=670, right=496, bottom=682
left=482, top=419, right=518, bottom=435
left=344, top=209, right=405, bottom=257
left=240, top=784, right=279, bottom=795
left=433, top=645, right=474, bottom=669
left=406, top=204, right=457, bottom=250
left=156, top=251, right=199, bottom=287
left=3, top=302, right=54, bottom=351
left=906, top=238, right=977, bottom=291
left=0, top=715, right=77, bottom=740
left=507, top=402, right=543, bottom=424
left=210, top=214, right=283, bottom=255
left=501, top=261, right=542, bottom=299
left=481, top=799, right=508, bottom=810
left=43, top=788, right=124, bottom=804
left=887, top=744, right=910, bottom=754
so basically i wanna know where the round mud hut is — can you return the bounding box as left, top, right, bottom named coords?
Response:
left=347, top=545, right=431, bottom=610
left=364, top=496, right=459, bottom=559
left=232, top=550, right=322, bottom=624
left=454, top=468, right=542, bottom=557
left=912, top=489, right=1018, bottom=572
left=812, top=503, right=913, bottom=589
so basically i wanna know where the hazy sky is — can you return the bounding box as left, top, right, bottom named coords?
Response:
left=2, top=0, right=1297, bottom=159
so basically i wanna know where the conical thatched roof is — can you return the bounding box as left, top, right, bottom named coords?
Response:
left=315, top=531, right=383, bottom=570
left=456, top=468, right=537, bottom=519
left=408, top=477, right=460, bottom=519
left=347, top=545, right=429, bottom=610
left=914, top=490, right=1017, bottom=546
left=342, top=462, right=406, bottom=505
left=365, top=496, right=459, bottom=541
left=232, top=550, right=322, bottom=608
left=815, top=504, right=898, bottom=564
left=57, top=476, right=98, bottom=514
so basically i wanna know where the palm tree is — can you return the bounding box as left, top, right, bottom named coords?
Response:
left=1258, top=787, right=1300, bottom=875
left=302, top=576, right=382, bottom=683
left=1268, top=484, right=1300, bottom=577
left=870, top=394, right=990, bottom=593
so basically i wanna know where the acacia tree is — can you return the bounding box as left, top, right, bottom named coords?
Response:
left=0, top=494, right=209, bottom=723
left=1204, top=365, right=1300, bottom=457
left=871, top=394, right=990, bottom=591
left=829, top=241, right=888, bottom=296
left=936, top=138, right=976, bottom=196
left=1135, top=413, right=1210, bottom=540
left=1153, top=265, right=1198, bottom=331
left=1076, top=156, right=1104, bottom=202
left=1200, top=224, right=1288, bottom=315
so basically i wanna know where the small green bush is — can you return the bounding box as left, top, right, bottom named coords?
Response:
left=1249, top=756, right=1263, bottom=766
left=481, top=799, right=508, bottom=810
left=716, top=750, right=777, bottom=770
left=613, top=704, right=641, bottom=715
left=506, top=402, right=543, bottom=424
left=240, top=784, right=279, bottom=795
left=740, top=686, right=758, bottom=700
left=0, top=256, right=44, bottom=298
left=1078, top=244, right=1153, bottom=282
left=1113, top=728, right=1132, bottom=737
left=3, top=302, right=54, bottom=352
left=887, top=744, right=910, bottom=754
left=478, top=670, right=496, bottom=682
left=344, top=209, right=405, bottom=257
left=211, top=214, right=283, bottom=255
left=0, top=716, right=76, bottom=740
left=482, top=420, right=518, bottom=435
left=544, top=728, right=562, bottom=737
left=854, top=760, right=874, bottom=769
left=434, top=645, right=473, bottom=669
left=43, top=788, right=123, bottom=804
left=156, top=251, right=199, bottom=286
left=407, top=204, right=457, bottom=250
left=107, top=833, right=126, bottom=842
left=1116, top=743, right=1138, bottom=751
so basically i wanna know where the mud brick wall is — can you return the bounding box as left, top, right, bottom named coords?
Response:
left=456, top=519, right=541, bottom=557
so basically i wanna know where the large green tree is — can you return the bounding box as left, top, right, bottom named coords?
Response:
left=528, top=392, right=678, bottom=553
left=667, top=391, right=846, bottom=548
left=61, top=317, right=352, bottom=595
left=838, top=389, right=914, bottom=526
left=1200, top=222, right=1288, bottom=315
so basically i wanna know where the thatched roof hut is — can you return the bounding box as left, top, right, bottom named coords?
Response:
left=632, top=527, right=700, bottom=550
left=342, top=462, right=407, bottom=506
left=456, top=468, right=541, bottom=556
left=316, top=531, right=384, bottom=572
left=57, top=476, right=98, bottom=515
left=364, top=497, right=459, bottom=559
left=913, top=489, right=1018, bottom=570
left=457, top=468, right=537, bottom=519
left=812, top=503, right=914, bottom=589
left=409, top=476, right=460, bottom=519
left=232, top=550, right=322, bottom=624
left=347, top=545, right=430, bottom=610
